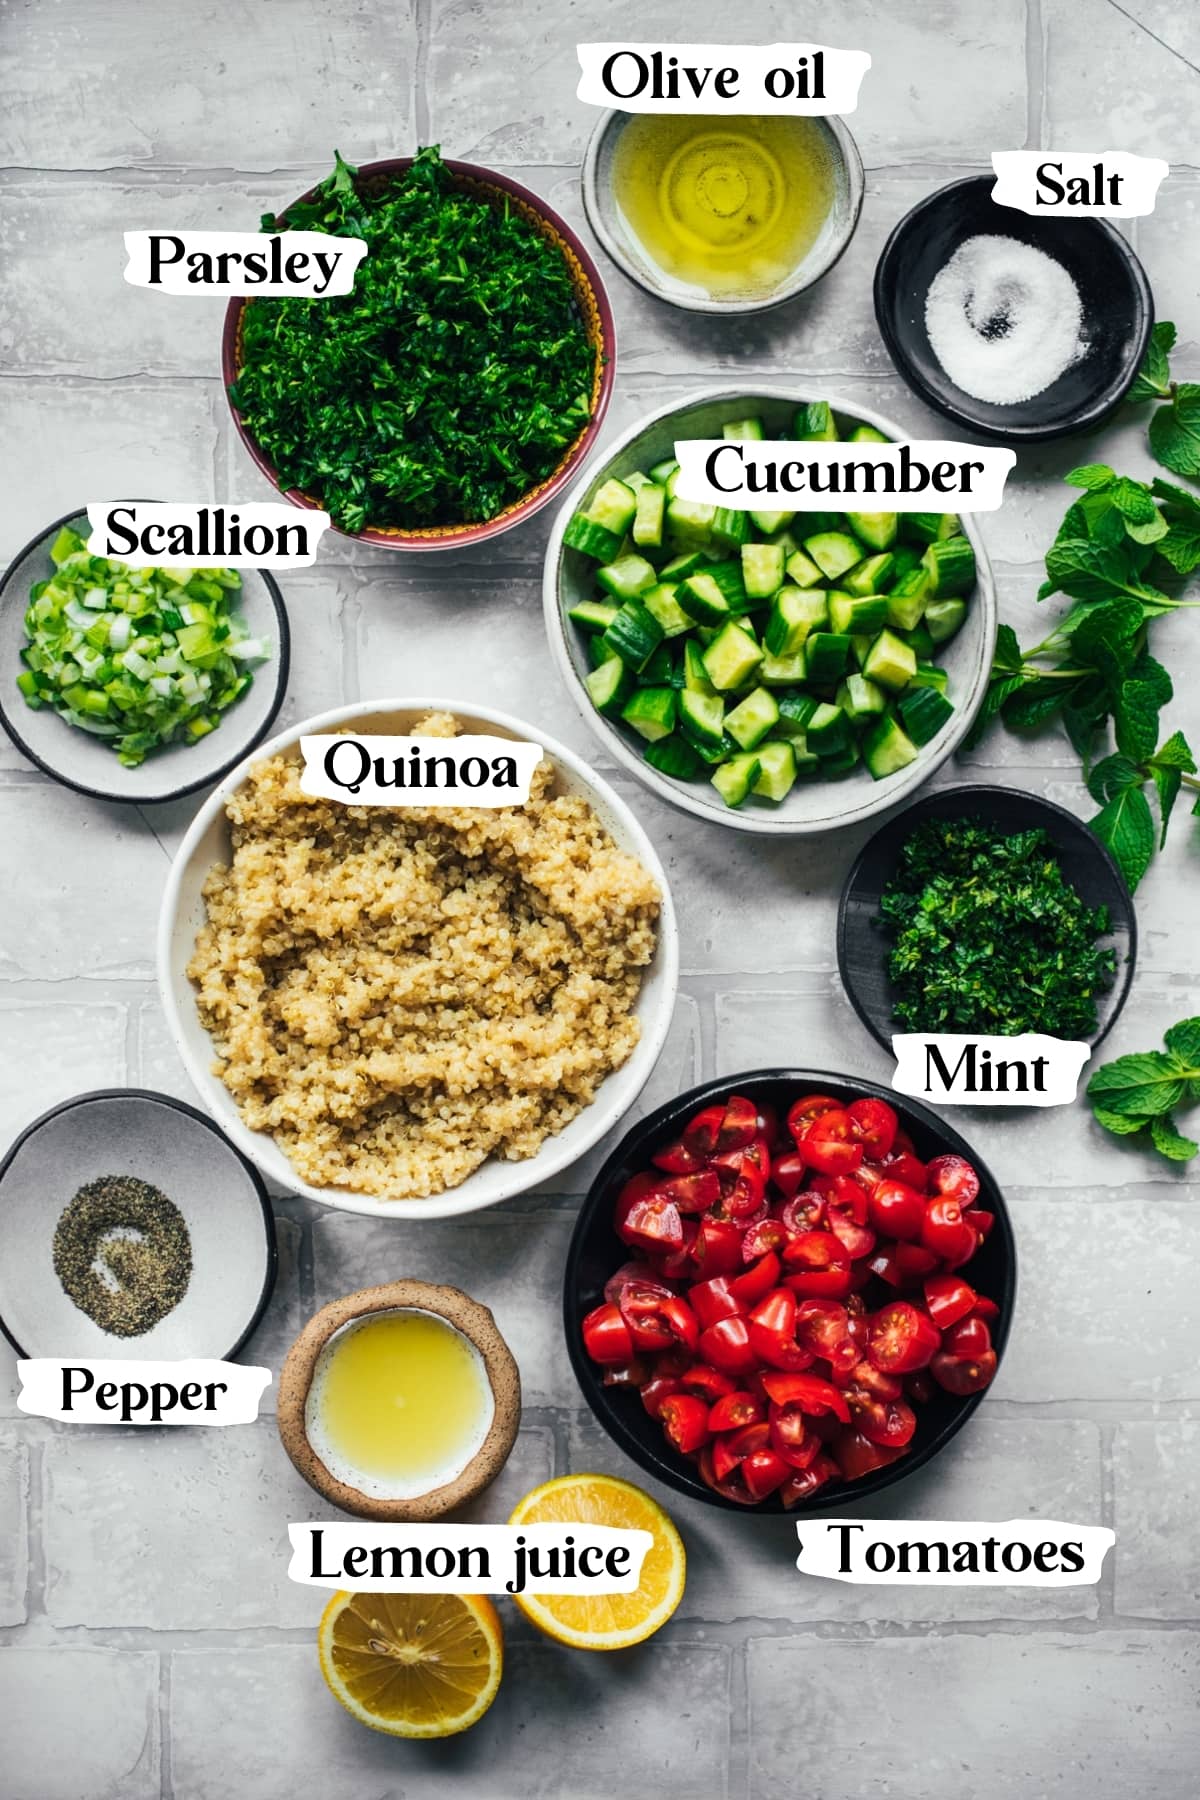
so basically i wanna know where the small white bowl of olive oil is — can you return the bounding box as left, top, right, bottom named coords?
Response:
left=582, top=110, right=864, bottom=314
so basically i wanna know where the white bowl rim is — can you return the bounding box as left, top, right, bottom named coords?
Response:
left=581, top=109, right=866, bottom=316
left=156, top=696, right=679, bottom=1220
left=542, top=383, right=998, bottom=837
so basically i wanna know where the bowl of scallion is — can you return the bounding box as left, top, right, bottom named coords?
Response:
left=0, top=507, right=288, bottom=804
left=223, top=149, right=616, bottom=551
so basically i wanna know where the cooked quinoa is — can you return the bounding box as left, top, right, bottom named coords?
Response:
left=187, top=714, right=660, bottom=1199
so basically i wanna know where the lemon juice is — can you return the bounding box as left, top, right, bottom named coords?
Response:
left=612, top=114, right=835, bottom=302
left=307, top=1309, right=494, bottom=1500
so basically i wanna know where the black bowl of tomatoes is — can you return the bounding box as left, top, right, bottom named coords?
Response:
left=563, top=1070, right=1015, bottom=1514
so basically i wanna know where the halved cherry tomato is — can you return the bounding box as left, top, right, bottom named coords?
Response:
left=604, top=1262, right=671, bottom=1309
left=651, top=1134, right=704, bottom=1175
left=782, top=1231, right=853, bottom=1299
left=619, top=1287, right=700, bottom=1356
left=924, top=1272, right=978, bottom=1329
left=698, top=1315, right=758, bottom=1375
left=713, top=1141, right=769, bottom=1218
left=769, top=1399, right=819, bottom=1453
left=833, top=1427, right=908, bottom=1481
left=742, top=1446, right=791, bottom=1499
left=972, top=1295, right=1001, bottom=1323
left=926, top=1153, right=981, bottom=1208
left=882, top=1149, right=928, bottom=1190
left=771, top=1150, right=810, bottom=1199
left=640, top=1372, right=684, bottom=1418
left=866, top=1244, right=902, bottom=1288
left=867, top=1301, right=941, bottom=1374
left=693, top=1217, right=743, bottom=1278
left=761, top=1371, right=851, bottom=1421
left=906, top=1370, right=933, bottom=1405
left=942, top=1313, right=992, bottom=1359
left=799, top=1109, right=863, bottom=1176
left=780, top=1451, right=840, bottom=1506
left=747, top=1287, right=810, bottom=1371
left=697, top=1442, right=757, bottom=1505
left=846, top=1357, right=903, bottom=1401
left=868, top=1178, right=927, bottom=1242
left=677, top=1363, right=737, bottom=1401
left=794, top=1299, right=857, bottom=1376
left=894, top=1241, right=940, bottom=1284
left=682, top=1103, right=726, bottom=1158
left=964, top=1208, right=995, bottom=1243
left=659, top=1392, right=710, bottom=1456
left=658, top=1218, right=700, bottom=1281
left=601, top=1359, right=647, bottom=1390
left=930, top=1347, right=997, bottom=1395
left=657, top=1169, right=721, bottom=1213
left=921, top=1196, right=977, bottom=1267
left=730, top=1251, right=781, bottom=1309
left=857, top=1395, right=917, bottom=1448
left=846, top=1096, right=898, bottom=1159
left=786, top=1094, right=840, bottom=1143
left=581, top=1302, right=635, bottom=1365
left=742, top=1218, right=789, bottom=1262
left=717, top=1094, right=761, bottom=1152
left=709, top=1390, right=765, bottom=1433
left=689, top=1276, right=743, bottom=1330
left=616, top=1178, right=684, bottom=1255
left=779, top=1191, right=825, bottom=1233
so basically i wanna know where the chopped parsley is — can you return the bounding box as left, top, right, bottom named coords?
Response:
left=230, top=148, right=597, bottom=533
left=879, top=817, right=1118, bottom=1037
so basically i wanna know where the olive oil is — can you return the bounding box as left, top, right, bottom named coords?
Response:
left=612, top=114, right=835, bottom=302
left=307, top=1309, right=493, bottom=1499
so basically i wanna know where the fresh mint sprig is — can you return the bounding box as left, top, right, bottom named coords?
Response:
left=966, top=325, right=1200, bottom=891
left=1087, top=1016, right=1200, bottom=1163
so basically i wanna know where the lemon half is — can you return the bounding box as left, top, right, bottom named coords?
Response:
left=317, top=1589, right=503, bottom=1738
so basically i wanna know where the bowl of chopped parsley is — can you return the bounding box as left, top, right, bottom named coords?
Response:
left=837, top=785, right=1137, bottom=1049
left=223, top=149, right=615, bottom=550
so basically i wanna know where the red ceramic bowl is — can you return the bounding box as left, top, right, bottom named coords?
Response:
left=222, top=158, right=616, bottom=552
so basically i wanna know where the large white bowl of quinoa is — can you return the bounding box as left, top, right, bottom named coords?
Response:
left=158, top=700, right=678, bottom=1219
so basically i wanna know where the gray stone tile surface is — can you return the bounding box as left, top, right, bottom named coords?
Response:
left=3, top=1, right=1199, bottom=1796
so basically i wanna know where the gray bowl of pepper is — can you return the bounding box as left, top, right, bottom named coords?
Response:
left=0, top=1088, right=276, bottom=1360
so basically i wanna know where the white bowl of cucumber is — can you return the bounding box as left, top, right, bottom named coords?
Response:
left=543, top=388, right=997, bottom=835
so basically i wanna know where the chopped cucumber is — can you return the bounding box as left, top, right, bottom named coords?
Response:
left=794, top=402, right=838, bottom=442
left=765, top=587, right=828, bottom=657
left=804, top=531, right=862, bottom=581
left=846, top=512, right=898, bottom=551
left=683, top=639, right=717, bottom=695
left=843, top=552, right=894, bottom=597
left=568, top=600, right=619, bottom=633
left=804, top=633, right=852, bottom=684
left=750, top=508, right=796, bottom=536
left=679, top=689, right=726, bottom=755
left=807, top=701, right=850, bottom=755
left=838, top=673, right=887, bottom=719
left=863, top=715, right=919, bottom=779
left=784, top=548, right=824, bottom=589
left=585, top=478, right=638, bottom=536
left=723, top=416, right=766, bottom=441
left=885, top=567, right=930, bottom=632
left=584, top=657, right=634, bottom=717
left=702, top=621, right=763, bottom=692
left=644, top=735, right=705, bottom=780
left=759, top=649, right=809, bottom=687
left=632, top=483, right=666, bottom=549
left=828, top=592, right=889, bottom=636
left=924, top=597, right=968, bottom=643
left=711, top=751, right=762, bottom=808
left=642, top=582, right=693, bottom=638
left=679, top=572, right=732, bottom=626
left=621, top=686, right=677, bottom=743
left=660, top=549, right=706, bottom=581
left=597, top=553, right=656, bottom=602
left=863, top=628, right=918, bottom=692
left=741, top=541, right=785, bottom=600
left=600, top=601, right=663, bottom=671
left=564, top=516, right=622, bottom=561
left=649, top=457, right=680, bottom=486
left=666, top=495, right=717, bottom=544
left=725, top=686, right=779, bottom=750
left=922, top=535, right=975, bottom=598
left=899, top=685, right=954, bottom=745
left=752, top=739, right=798, bottom=801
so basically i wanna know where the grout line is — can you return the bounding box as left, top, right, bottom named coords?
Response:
left=413, top=0, right=432, bottom=146
left=1025, top=0, right=1047, bottom=147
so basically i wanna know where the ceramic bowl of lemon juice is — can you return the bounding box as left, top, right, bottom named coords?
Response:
left=582, top=109, right=864, bottom=313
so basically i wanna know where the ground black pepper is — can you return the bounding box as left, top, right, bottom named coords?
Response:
left=52, top=1176, right=192, bottom=1337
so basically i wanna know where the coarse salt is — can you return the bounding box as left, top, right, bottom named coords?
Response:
left=924, top=234, right=1088, bottom=405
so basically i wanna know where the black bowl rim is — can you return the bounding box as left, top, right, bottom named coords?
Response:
left=563, top=1066, right=1016, bottom=1516
left=835, top=781, right=1138, bottom=1055
left=0, top=1086, right=279, bottom=1361
left=0, top=504, right=292, bottom=805
left=872, top=173, right=1155, bottom=443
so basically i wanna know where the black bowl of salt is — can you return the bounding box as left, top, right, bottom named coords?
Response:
left=873, top=174, right=1153, bottom=444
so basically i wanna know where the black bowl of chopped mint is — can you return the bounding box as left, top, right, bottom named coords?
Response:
left=223, top=149, right=615, bottom=551
left=837, top=784, right=1137, bottom=1051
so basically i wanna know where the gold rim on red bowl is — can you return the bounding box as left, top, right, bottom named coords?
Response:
left=221, top=158, right=616, bottom=551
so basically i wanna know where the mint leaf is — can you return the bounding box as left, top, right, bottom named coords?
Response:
left=961, top=673, right=1024, bottom=750
left=1087, top=1051, right=1186, bottom=1116
left=1045, top=538, right=1168, bottom=611
left=1066, top=464, right=1115, bottom=491
left=1128, top=321, right=1176, bottom=401
left=1109, top=476, right=1158, bottom=523
left=1091, top=1106, right=1149, bottom=1137
left=1155, top=526, right=1200, bottom=573
left=994, top=623, right=1023, bottom=670
left=1148, top=731, right=1197, bottom=845
left=1163, top=1017, right=1200, bottom=1070
left=1086, top=753, right=1141, bottom=804
left=1113, top=677, right=1162, bottom=761
left=1149, top=385, right=1200, bottom=479
left=1124, top=511, right=1168, bottom=546
left=1150, top=1115, right=1198, bottom=1161
left=1151, top=476, right=1200, bottom=522
left=1090, top=782, right=1155, bottom=891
